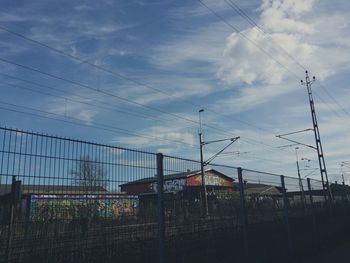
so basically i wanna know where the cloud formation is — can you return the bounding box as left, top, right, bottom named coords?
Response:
left=218, top=0, right=317, bottom=86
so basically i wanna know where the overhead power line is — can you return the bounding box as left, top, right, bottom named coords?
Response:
left=222, top=0, right=350, bottom=120
left=0, top=22, right=307, bottom=157
left=0, top=14, right=335, bottom=159
left=316, top=82, right=350, bottom=118
left=0, top=74, right=170, bottom=123
left=0, top=57, right=295, bottom=157
left=197, top=0, right=300, bottom=81
left=0, top=57, right=200, bottom=124
left=0, top=100, right=199, bottom=149
left=224, top=0, right=307, bottom=71
left=0, top=24, right=272, bottom=133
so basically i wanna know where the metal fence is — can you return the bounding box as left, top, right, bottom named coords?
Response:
left=0, top=126, right=350, bottom=263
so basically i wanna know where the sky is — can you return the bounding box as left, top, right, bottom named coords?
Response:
left=0, top=0, right=349, bottom=182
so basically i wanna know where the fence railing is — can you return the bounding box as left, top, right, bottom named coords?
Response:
left=0, top=126, right=349, bottom=263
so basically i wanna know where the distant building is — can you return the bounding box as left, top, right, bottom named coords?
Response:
left=120, top=169, right=236, bottom=218
left=0, top=184, right=138, bottom=222
left=243, top=183, right=283, bottom=197
left=120, top=168, right=234, bottom=196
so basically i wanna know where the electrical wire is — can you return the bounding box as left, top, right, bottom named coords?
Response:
left=0, top=7, right=343, bottom=159
left=0, top=57, right=229, bottom=134
left=222, top=0, right=350, bottom=120
left=0, top=100, right=200, bottom=149
left=0, top=74, right=176, bottom=123
left=0, top=24, right=274, bottom=133
left=0, top=23, right=309, bottom=156
left=2, top=57, right=292, bottom=155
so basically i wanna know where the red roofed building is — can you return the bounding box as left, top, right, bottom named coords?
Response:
left=120, top=168, right=234, bottom=195
left=121, top=168, right=236, bottom=218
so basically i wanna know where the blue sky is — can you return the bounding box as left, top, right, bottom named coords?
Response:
left=0, top=0, right=350, bottom=182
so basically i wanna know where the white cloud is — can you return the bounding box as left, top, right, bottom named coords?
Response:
left=47, top=96, right=97, bottom=124
left=77, top=110, right=95, bottom=124
left=119, top=125, right=195, bottom=149
left=151, top=22, right=226, bottom=72
left=0, top=12, right=26, bottom=22
left=107, top=48, right=132, bottom=56
left=218, top=0, right=318, bottom=86
left=260, top=0, right=315, bottom=33
left=114, top=113, right=198, bottom=154
left=115, top=75, right=216, bottom=105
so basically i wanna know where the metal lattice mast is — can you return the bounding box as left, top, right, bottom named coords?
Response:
left=302, top=70, right=331, bottom=200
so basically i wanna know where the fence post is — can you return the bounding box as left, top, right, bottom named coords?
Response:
left=6, top=176, right=17, bottom=261
left=280, top=175, right=292, bottom=255
left=307, top=178, right=317, bottom=248
left=156, top=153, right=165, bottom=263
left=237, top=167, right=248, bottom=256
left=307, top=178, right=314, bottom=208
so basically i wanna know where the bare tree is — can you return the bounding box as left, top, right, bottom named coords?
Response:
left=71, top=155, right=107, bottom=193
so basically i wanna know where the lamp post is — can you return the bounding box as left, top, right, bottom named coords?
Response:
left=198, top=109, right=240, bottom=217
left=198, top=109, right=208, bottom=217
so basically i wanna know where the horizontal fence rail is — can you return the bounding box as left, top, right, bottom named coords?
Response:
left=0, top=126, right=350, bottom=263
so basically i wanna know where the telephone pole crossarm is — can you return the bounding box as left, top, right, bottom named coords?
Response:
left=276, top=128, right=314, bottom=137
left=275, top=135, right=317, bottom=151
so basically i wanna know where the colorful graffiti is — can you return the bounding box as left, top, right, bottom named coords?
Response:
left=151, top=178, right=186, bottom=193
left=29, top=195, right=138, bottom=221
left=186, top=172, right=233, bottom=187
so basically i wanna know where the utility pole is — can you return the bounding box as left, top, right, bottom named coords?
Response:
left=198, top=109, right=240, bottom=217
left=301, top=71, right=332, bottom=201
left=199, top=109, right=208, bottom=217
left=295, top=147, right=306, bottom=206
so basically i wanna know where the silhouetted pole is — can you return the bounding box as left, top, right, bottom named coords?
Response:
left=281, top=175, right=292, bottom=254
left=301, top=71, right=332, bottom=202
left=295, top=147, right=306, bottom=208
left=156, top=153, right=165, bottom=263
left=238, top=167, right=248, bottom=256
left=199, top=109, right=209, bottom=217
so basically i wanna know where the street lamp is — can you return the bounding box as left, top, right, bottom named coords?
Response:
left=198, top=109, right=240, bottom=217
left=198, top=109, right=208, bottom=217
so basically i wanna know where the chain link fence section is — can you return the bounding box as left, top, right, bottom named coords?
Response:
left=0, top=126, right=159, bottom=263
left=1, top=125, right=350, bottom=263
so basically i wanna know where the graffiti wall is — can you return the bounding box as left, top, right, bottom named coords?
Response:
left=186, top=172, right=233, bottom=187
left=29, top=195, right=138, bottom=221
left=151, top=178, right=186, bottom=193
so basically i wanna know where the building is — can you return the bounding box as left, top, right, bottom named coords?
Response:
left=120, top=168, right=234, bottom=196
left=120, top=168, right=236, bottom=218
left=0, top=184, right=138, bottom=222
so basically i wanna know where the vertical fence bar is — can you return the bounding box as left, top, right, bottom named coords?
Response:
left=280, top=175, right=292, bottom=255
left=237, top=167, right=248, bottom=255
left=6, top=176, right=16, bottom=261
left=307, top=178, right=317, bottom=248
left=307, top=178, right=314, bottom=208
left=157, top=153, right=165, bottom=263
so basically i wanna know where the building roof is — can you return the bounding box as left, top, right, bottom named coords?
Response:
left=120, top=168, right=234, bottom=187
left=287, top=183, right=350, bottom=197
left=243, top=183, right=283, bottom=196
left=0, top=184, right=108, bottom=196
left=330, top=183, right=350, bottom=195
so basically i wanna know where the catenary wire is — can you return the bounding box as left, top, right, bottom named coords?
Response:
left=0, top=100, right=200, bottom=149
left=0, top=10, right=338, bottom=157
left=0, top=24, right=274, bottom=133
left=0, top=23, right=310, bottom=154
left=222, top=0, right=350, bottom=119
left=1, top=56, right=293, bottom=154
